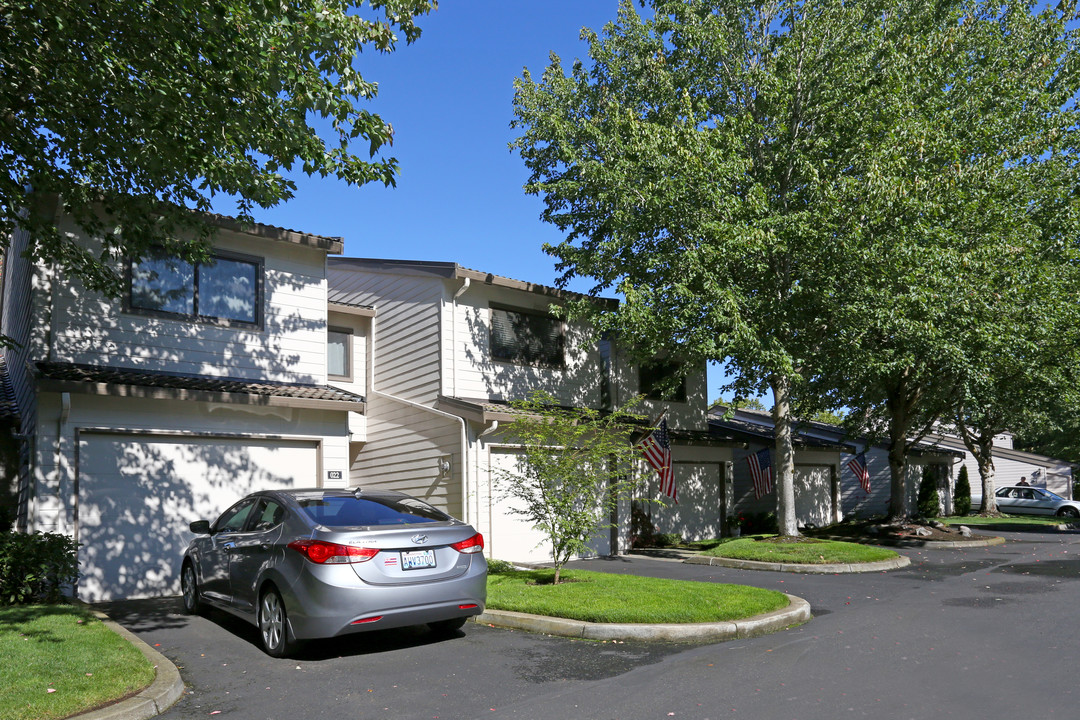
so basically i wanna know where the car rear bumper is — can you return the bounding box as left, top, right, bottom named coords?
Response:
left=280, top=563, right=487, bottom=640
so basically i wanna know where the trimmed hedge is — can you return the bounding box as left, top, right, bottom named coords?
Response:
left=0, top=532, right=79, bottom=605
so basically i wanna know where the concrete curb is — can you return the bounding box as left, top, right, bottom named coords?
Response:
left=684, top=553, right=912, bottom=573
left=474, top=593, right=811, bottom=643
left=67, top=606, right=184, bottom=720
left=810, top=534, right=1007, bottom=550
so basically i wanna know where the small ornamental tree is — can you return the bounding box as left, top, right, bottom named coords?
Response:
left=492, top=392, right=644, bottom=584
left=917, top=466, right=941, bottom=519
left=953, top=466, right=973, bottom=516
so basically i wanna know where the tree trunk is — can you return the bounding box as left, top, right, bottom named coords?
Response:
left=886, top=395, right=909, bottom=522
left=976, top=435, right=997, bottom=515
left=771, top=376, right=800, bottom=536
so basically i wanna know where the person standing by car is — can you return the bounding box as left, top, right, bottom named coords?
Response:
left=1018, top=476, right=1029, bottom=486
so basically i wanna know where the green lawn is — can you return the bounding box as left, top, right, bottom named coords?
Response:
left=939, top=514, right=1069, bottom=526
left=487, top=568, right=789, bottom=623
left=0, top=604, right=155, bottom=720
left=698, top=535, right=900, bottom=564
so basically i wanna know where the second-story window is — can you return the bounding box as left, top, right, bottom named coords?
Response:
left=640, top=358, right=688, bottom=402
left=327, top=327, right=352, bottom=380
left=490, top=306, right=565, bottom=368
left=128, top=250, right=262, bottom=327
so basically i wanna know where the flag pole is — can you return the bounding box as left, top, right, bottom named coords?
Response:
left=632, top=407, right=669, bottom=446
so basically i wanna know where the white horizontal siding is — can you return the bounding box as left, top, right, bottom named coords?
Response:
left=449, top=291, right=605, bottom=407
left=352, top=395, right=462, bottom=516
left=46, top=221, right=330, bottom=384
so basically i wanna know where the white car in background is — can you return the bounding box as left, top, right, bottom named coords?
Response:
left=993, top=486, right=1080, bottom=518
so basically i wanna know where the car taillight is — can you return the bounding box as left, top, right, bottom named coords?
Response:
left=287, top=539, right=378, bottom=564
left=449, top=533, right=484, bottom=554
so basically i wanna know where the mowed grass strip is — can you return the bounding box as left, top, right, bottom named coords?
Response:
left=700, top=535, right=900, bottom=564
left=0, top=604, right=155, bottom=720
left=487, top=569, right=788, bottom=624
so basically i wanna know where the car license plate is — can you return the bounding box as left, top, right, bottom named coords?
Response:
left=401, top=549, right=436, bottom=570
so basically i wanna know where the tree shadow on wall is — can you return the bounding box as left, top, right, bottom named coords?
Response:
left=77, top=438, right=300, bottom=602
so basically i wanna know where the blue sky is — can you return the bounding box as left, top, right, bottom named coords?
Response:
left=244, top=1, right=734, bottom=403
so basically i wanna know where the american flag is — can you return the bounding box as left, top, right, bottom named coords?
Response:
left=640, top=418, right=676, bottom=502
left=848, top=452, right=870, bottom=494
left=748, top=448, right=773, bottom=499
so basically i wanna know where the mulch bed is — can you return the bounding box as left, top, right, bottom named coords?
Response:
left=805, top=519, right=968, bottom=543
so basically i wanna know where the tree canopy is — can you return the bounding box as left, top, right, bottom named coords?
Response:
left=512, top=0, right=1080, bottom=526
left=1, top=0, right=435, bottom=297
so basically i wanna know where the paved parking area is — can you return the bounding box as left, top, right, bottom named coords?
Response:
left=100, top=527, right=1080, bottom=719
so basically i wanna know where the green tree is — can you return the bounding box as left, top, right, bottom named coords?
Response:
left=916, top=466, right=940, bottom=519
left=491, top=392, right=644, bottom=584
left=953, top=465, right=972, bottom=516
left=1, top=0, right=435, bottom=302
left=810, top=0, right=1080, bottom=520
left=512, top=0, right=1080, bottom=530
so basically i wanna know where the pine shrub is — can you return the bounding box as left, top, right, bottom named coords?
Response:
left=954, top=465, right=972, bottom=515
left=917, top=466, right=941, bottom=518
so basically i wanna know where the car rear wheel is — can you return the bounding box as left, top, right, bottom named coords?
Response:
left=180, top=562, right=203, bottom=615
left=258, top=588, right=293, bottom=658
left=1057, top=507, right=1080, bottom=519
left=429, top=617, right=468, bottom=635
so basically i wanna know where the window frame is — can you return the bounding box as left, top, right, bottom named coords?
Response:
left=639, top=358, right=689, bottom=403
left=489, top=304, right=567, bottom=369
left=125, top=249, right=264, bottom=329
left=327, top=325, right=353, bottom=381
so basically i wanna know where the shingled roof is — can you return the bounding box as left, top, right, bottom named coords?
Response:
left=36, top=362, right=365, bottom=411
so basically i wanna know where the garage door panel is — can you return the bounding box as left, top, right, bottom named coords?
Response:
left=487, top=450, right=612, bottom=565
left=795, top=465, right=832, bottom=528
left=651, top=463, right=721, bottom=542
left=78, top=435, right=317, bottom=602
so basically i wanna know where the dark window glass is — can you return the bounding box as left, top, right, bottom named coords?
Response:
left=491, top=307, right=564, bottom=367
left=297, top=495, right=450, bottom=527
left=214, top=499, right=257, bottom=533
left=250, top=500, right=285, bottom=532
left=640, top=359, right=688, bottom=402
left=198, top=257, right=257, bottom=323
left=130, top=257, right=194, bottom=315
left=128, top=251, right=260, bottom=325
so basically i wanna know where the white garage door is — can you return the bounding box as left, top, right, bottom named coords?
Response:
left=651, top=463, right=721, bottom=541
left=77, top=433, right=318, bottom=601
left=794, top=465, right=833, bottom=528
left=486, top=449, right=613, bottom=565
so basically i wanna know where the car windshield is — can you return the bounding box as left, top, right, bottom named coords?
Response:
left=296, top=495, right=450, bottom=527
left=1039, top=489, right=1065, bottom=501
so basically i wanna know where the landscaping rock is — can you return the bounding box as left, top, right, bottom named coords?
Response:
left=958, top=525, right=972, bottom=537
left=914, top=526, right=933, bottom=537
left=930, top=520, right=946, bottom=530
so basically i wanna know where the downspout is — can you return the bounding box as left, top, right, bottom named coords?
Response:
left=368, top=311, right=472, bottom=525
left=58, top=392, right=70, bottom=539
left=477, top=421, right=499, bottom=553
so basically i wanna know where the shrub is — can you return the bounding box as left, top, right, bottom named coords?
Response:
left=486, top=558, right=516, bottom=574
left=743, top=511, right=778, bottom=535
left=654, top=532, right=683, bottom=547
left=954, top=465, right=972, bottom=515
left=0, top=532, right=79, bottom=604
left=630, top=501, right=659, bottom=548
left=917, top=465, right=941, bottom=518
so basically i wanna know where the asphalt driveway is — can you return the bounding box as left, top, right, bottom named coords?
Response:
left=99, top=527, right=1080, bottom=719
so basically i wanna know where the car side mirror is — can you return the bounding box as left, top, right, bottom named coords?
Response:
left=189, top=520, right=212, bottom=535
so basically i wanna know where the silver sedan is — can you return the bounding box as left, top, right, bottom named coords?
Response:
left=179, top=488, right=487, bottom=657
left=993, top=486, right=1080, bottom=519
